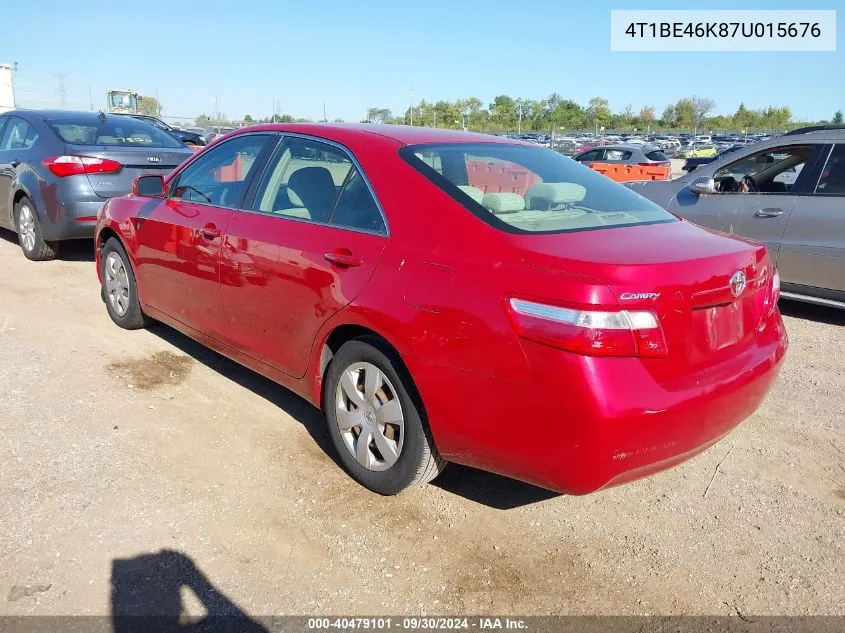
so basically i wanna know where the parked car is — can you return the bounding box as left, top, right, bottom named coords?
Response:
left=573, top=144, right=671, bottom=170
left=677, top=144, right=718, bottom=159
left=628, top=125, right=845, bottom=308
left=684, top=144, right=745, bottom=172
left=0, top=110, right=193, bottom=260
left=202, top=126, right=235, bottom=144
left=95, top=123, right=787, bottom=495
left=121, top=114, right=206, bottom=147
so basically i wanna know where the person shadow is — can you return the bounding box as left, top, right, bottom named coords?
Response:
left=111, top=549, right=269, bottom=633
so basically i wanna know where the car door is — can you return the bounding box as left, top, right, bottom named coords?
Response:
left=673, top=143, right=820, bottom=260
left=0, top=116, right=37, bottom=229
left=134, top=133, right=275, bottom=339
left=0, top=116, right=13, bottom=227
left=778, top=144, right=845, bottom=294
left=220, top=135, right=388, bottom=378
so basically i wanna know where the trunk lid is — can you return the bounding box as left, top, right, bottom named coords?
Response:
left=65, top=144, right=192, bottom=198
left=510, top=220, right=773, bottom=377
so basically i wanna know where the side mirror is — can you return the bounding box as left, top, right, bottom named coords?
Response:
left=689, top=176, right=716, bottom=196
left=132, top=174, right=166, bottom=197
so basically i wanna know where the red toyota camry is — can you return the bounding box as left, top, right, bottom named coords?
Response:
left=95, top=124, right=787, bottom=495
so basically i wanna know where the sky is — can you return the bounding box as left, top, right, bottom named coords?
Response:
left=2, top=0, right=842, bottom=123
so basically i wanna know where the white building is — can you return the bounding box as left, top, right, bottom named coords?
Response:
left=0, top=63, right=15, bottom=113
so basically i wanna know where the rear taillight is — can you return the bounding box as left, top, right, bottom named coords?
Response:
left=506, top=298, right=667, bottom=358
left=42, top=155, right=123, bottom=178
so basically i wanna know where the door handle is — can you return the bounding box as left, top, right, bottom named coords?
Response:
left=10, top=159, right=20, bottom=168
left=324, top=250, right=363, bottom=268
left=200, top=223, right=221, bottom=240
left=754, top=208, right=783, bottom=218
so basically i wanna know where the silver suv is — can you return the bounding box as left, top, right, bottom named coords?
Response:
left=629, top=126, right=845, bottom=310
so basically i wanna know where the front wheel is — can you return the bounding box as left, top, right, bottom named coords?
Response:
left=324, top=339, right=445, bottom=494
left=101, top=237, right=150, bottom=330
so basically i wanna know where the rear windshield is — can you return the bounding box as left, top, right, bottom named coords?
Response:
left=400, top=143, right=675, bottom=234
left=645, top=150, right=669, bottom=161
left=47, top=117, right=184, bottom=148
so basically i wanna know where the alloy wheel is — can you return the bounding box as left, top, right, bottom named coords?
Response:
left=18, top=205, right=36, bottom=252
left=104, top=252, right=131, bottom=317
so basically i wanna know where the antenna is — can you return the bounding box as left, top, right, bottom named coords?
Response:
left=53, top=72, right=69, bottom=107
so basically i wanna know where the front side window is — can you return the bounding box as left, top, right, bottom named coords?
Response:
left=0, top=117, right=38, bottom=150
left=401, top=143, right=675, bottom=234
left=48, top=117, right=182, bottom=148
left=714, top=145, right=813, bottom=194
left=815, top=145, right=845, bottom=195
left=170, top=134, right=272, bottom=207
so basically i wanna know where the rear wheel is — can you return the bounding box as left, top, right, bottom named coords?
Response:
left=15, top=197, right=58, bottom=261
left=324, top=339, right=445, bottom=494
left=101, top=237, right=150, bottom=330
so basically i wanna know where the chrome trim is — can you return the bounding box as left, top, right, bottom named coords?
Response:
left=273, top=131, right=390, bottom=237
left=780, top=292, right=845, bottom=309
left=812, top=144, right=835, bottom=193
left=233, top=206, right=389, bottom=238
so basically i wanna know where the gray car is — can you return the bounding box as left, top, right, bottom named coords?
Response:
left=573, top=144, right=671, bottom=168
left=0, top=110, right=193, bottom=260
left=628, top=126, right=845, bottom=309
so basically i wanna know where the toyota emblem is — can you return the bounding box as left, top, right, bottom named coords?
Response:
left=729, top=270, right=747, bottom=297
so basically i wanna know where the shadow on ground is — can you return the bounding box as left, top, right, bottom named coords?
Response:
left=779, top=299, right=845, bottom=326
left=0, top=228, right=96, bottom=262
left=111, top=549, right=268, bottom=633
left=149, top=322, right=557, bottom=509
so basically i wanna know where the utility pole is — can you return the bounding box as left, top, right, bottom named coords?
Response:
left=323, top=102, right=327, bottom=122
left=213, top=94, right=220, bottom=132
left=53, top=72, right=69, bottom=107
left=409, top=86, right=414, bottom=126
left=88, top=85, right=93, bottom=111
left=155, top=88, right=161, bottom=116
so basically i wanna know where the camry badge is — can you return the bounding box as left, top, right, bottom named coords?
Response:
left=146, top=156, right=161, bottom=163
left=620, top=292, right=660, bottom=301
left=730, top=271, right=747, bottom=297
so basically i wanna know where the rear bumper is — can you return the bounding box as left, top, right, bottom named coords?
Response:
left=39, top=200, right=105, bottom=240
left=414, top=310, right=788, bottom=495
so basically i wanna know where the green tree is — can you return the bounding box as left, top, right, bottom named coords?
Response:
left=244, top=114, right=254, bottom=122
left=639, top=105, right=655, bottom=131
left=586, top=97, right=611, bottom=131
left=138, top=95, right=161, bottom=116
left=661, top=104, right=676, bottom=128
left=833, top=110, right=844, bottom=125
left=365, top=107, right=393, bottom=124
left=489, top=95, right=517, bottom=130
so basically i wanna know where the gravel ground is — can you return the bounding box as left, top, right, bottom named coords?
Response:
left=0, top=233, right=842, bottom=617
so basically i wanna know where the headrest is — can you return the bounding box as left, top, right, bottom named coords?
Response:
left=287, top=166, right=336, bottom=208
left=481, top=192, right=525, bottom=214
left=524, top=183, right=586, bottom=209
left=457, top=185, right=484, bottom=204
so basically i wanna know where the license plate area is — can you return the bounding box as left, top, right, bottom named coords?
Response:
left=704, top=302, right=743, bottom=350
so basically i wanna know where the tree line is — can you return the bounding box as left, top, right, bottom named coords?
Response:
left=189, top=96, right=842, bottom=133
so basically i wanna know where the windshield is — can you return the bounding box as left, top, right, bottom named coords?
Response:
left=48, top=117, right=184, bottom=148
left=400, top=143, right=675, bottom=234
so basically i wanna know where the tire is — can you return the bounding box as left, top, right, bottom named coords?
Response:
left=324, top=338, right=446, bottom=494
left=101, top=237, right=150, bottom=330
left=15, top=197, right=58, bottom=261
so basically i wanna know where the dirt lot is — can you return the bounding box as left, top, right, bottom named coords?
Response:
left=0, top=233, right=843, bottom=618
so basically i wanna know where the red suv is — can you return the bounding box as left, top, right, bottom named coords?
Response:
left=95, top=124, right=787, bottom=495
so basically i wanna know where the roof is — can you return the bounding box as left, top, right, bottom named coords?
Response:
left=228, top=122, right=525, bottom=147
left=8, top=109, right=116, bottom=122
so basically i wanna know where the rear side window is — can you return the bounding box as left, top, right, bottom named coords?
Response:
left=815, top=145, right=845, bottom=195
left=48, top=117, right=183, bottom=148
left=576, top=149, right=602, bottom=162
left=0, top=117, right=8, bottom=143
left=0, top=117, right=38, bottom=150
left=645, top=150, right=668, bottom=162
left=605, top=149, right=632, bottom=161
left=401, top=143, right=675, bottom=234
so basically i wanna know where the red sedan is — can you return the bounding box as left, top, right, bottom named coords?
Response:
left=95, top=124, right=787, bottom=495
